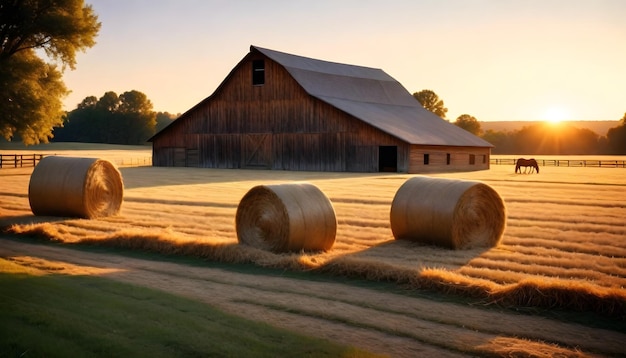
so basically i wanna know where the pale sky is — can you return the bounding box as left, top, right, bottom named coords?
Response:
left=61, top=0, right=626, bottom=122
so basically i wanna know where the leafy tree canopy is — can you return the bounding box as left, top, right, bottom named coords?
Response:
left=0, top=0, right=100, bottom=144
left=605, top=112, right=626, bottom=154
left=0, top=0, right=100, bottom=69
left=0, top=50, right=67, bottom=144
left=155, top=112, right=178, bottom=133
left=454, top=114, right=482, bottom=135
left=54, top=90, right=157, bottom=145
left=412, top=89, right=448, bottom=119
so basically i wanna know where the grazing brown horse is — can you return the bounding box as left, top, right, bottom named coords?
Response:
left=515, top=158, right=539, bottom=173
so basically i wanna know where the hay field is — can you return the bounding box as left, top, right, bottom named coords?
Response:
left=1, top=154, right=625, bottom=314
left=1, top=148, right=626, bottom=356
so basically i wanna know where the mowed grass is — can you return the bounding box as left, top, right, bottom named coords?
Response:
left=1, top=147, right=626, bottom=318
left=0, top=258, right=375, bottom=358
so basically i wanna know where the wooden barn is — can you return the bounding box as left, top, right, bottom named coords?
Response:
left=150, top=45, right=493, bottom=173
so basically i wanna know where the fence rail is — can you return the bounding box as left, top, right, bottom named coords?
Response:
left=114, top=157, right=152, bottom=167
left=0, top=154, right=152, bottom=169
left=0, top=154, right=45, bottom=168
left=491, top=158, right=626, bottom=168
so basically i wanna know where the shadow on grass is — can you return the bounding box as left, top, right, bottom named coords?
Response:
left=0, top=269, right=375, bottom=358
left=0, top=215, right=67, bottom=232
left=119, top=166, right=403, bottom=189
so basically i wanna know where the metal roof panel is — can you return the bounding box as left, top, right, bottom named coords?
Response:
left=253, top=45, right=492, bottom=148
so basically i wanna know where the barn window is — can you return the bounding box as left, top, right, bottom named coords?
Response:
left=423, top=154, right=430, bottom=165
left=482, top=155, right=487, bottom=164
left=469, top=154, right=476, bottom=165
left=446, top=153, right=451, bottom=165
left=252, top=60, right=265, bottom=85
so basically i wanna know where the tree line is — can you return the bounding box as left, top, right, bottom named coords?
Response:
left=52, top=91, right=176, bottom=145
left=413, top=89, right=626, bottom=155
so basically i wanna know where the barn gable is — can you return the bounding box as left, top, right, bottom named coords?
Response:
left=253, top=46, right=492, bottom=148
left=150, top=45, right=492, bottom=173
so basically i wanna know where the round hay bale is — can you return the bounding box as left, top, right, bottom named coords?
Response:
left=390, top=176, right=505, bottom=249
left=28, top=156, right=124, bottom=219
left=235, top=183, right=336, bottom=253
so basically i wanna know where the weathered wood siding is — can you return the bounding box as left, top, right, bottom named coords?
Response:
left=408, top=145, right=491, bottom=173
left=152, top=52, right=409, bottom=172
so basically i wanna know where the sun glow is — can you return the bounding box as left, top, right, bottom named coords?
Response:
left=542, top=106, right=570, bottom=124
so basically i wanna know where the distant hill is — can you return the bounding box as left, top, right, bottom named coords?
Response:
left=480, top=121, right=620, bottom=136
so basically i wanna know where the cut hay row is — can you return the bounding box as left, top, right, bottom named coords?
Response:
left=503, top=231, right=626, bottom=255
left=497, top=244, right=626, bottom=268
left=459, top=260, right=626, bottom=288
left=504, top=197, right=626, bottom=209
left=502, top=236, right=626, bottom=257
left=478, top=248, right=626, bottom=278
left=507, top=218, right=626, bottom=236
left=2, top=165, right=626, bottom=317
left=506, top=206, right=625, bottom=227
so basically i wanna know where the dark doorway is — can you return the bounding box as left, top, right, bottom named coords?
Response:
left=378, top=146, right=397, bottom=172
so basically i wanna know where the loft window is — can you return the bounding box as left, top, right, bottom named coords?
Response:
left=469, top=154, right=476, bottom=165
left=446, top=153, right=451, bottom=165
left=423, top=154, right=430, bottom=165
left=252, top=60, right=265, bottom=85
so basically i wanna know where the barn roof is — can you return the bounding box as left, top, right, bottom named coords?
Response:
left=252, top=45, right=492, bottom=147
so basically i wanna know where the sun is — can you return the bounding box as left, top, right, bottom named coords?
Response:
left=542, top=106, right=570, bottom=124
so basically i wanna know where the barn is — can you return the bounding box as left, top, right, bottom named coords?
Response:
left=150, top=45, right=493, bottom=173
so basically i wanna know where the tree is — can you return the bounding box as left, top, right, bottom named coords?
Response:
left=412, top=89, right=448, bottom=119
left=54, top=90, right=157, bottom=145
left=97, top=91, right=120, bottom=112
left=481, top=130, right=513, bottom=153
left=606, top=113, right=626, bottom=154
left=0, top=51, right=68, bottom=144
left=0, top=0, right=100, bottom=144
left=156, top=112, right=178, bottom=133
left=116, top=90, right=156, bottom=144
left=454, top=114, right=482, bottom=135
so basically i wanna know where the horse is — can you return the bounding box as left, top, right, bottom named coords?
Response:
left=515, top=158, right=539, bottom=174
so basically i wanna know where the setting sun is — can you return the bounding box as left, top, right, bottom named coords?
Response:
left=543, top=106, right=570, bottom=124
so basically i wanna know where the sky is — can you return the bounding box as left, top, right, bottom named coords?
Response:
left=61, top=0, right=626, bottom=122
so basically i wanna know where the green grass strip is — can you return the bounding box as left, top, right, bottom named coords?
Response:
left=0, top=261, right=378, bottom=357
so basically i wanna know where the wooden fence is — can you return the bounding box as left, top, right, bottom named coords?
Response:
left=0, top=154, right=152, bottom=169
left=113, top=157, right=152, bottom=167
left=0, top=154, right=45, bottom=168
left=491, top=158, right=626, bottom=168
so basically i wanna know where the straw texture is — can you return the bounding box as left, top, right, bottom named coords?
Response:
left=29, top=156, right=124, bottom=219
left=236, top=183, right=337, bottom=252
left=390, top=176, right=506, bottom=249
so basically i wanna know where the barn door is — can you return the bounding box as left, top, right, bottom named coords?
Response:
left=242, top=134, right=272, bottom=169
left=378, top=146, right=397, bottom=172
left=173, top=147, right=186, bottom=167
